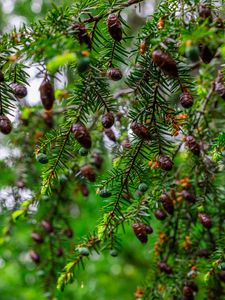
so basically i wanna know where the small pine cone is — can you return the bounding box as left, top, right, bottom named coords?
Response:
left=80, top=184, right=89, bottom=197
left=180, top=90, right=194, bottom=108
left=39, top=79, right=55, bottom=110
left=42, top=111, right=54, bottom=128
left=182, top=190, right=196, bottom=203
left=102, top=112, right=115, bottom=128
left=0, top=115, right=12, bottom=135
left=11, top=83, right=27, bottom=99
left=56, top=247, right=63, bottom=257
left=104, top=128, right=116, bottom=142
left=64, top=228, right=73, bottom=238
left=31, top=232, right=44, bottom=244
left=71, top=22, right=92, bottom=49
left=198, top=213, right=212, bottom=229
left=107, top=68, right=123, bottom=81
left=198, top=44, right=216, bottom=64
left=214, top=74, right=225, bottom=100
left=160, top=193, right=174, bottom=215
left=152, top=50, right=178, bottom=78
left=154, top=208, right=167, bottom=220
left=157, top=262, right=172, bottom=274
left=157, top=155, right=173, bottom=171
left=132, top=223, right=152, bottom=244
left=131, top=121, right=150, bottom=140
left=0, top=70, right=4, bottom=82
left=186, top=281, right=198, bottom=292
left=107, top=14, right=122, bottom=42
left=197, top=249, right=210, bottom=258
left=199, top=4, right=213, bottom=23
left=185, top=135, right=200, bottom=156
left=183, top=286, right=194, bottom=299
left=80, top=164, right=96, bottom=182
left=92, top=152, right=103, bottom=169
left=41, top=220, right=54, bottom=233
left=71, top=123, right=92, bottom=149
left=219, top=270, right=225, bottom=282
left=29, top=250, right=40, bottom=264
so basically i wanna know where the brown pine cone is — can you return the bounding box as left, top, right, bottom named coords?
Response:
left=197, top=249, right=211, bottom=258
left=107, top=14, right=122, bottom=42
left=0, top=70, right=4, bottom=82
left=185, top=135, right=200, bottom=156
left=214, top=74, right=225, bottom=100
left=181, top=190, right=196, bottom=203
left=56, top=247, right=64, bottom=257
left=29, top=250, right=40, bottom=264
left=80, top=184, right=89, bottom=197
left=31, top=232, right=44, bottom=244
left=64, top=228, right=73, bottom=238
left=152, top=50, right=178, bottom=78
left=71, top=22, right=92, bottom=49
left=157, top=155, right=173, bottom=171
left=132, top=223, right=153, bottom=244
left=11, top=83, right=27, bottom=99
left=198, top=44, right=216, bottom=64
left=41, top=220, right=54, bottom=233
left=160, top=193, right=174, bottom=215
left=154, top=209, right=167, bottom=220
left=42, top=111, right=54, bottom=128
left=80, top=164, right=96, bottom=182
left=219, top=270, right=225, bottom=282
left=107, top=68, right=123, bottom=81
left=102, top=112, right=115, bottom=128
left=104, top=128, right=116, bottom=142
left=131, top=121, right=150, bottom=140
left=186, top=281, right=198, bottom=292
left=72, top=123, right=92, bottom=149
left=39, top=79, right=55, bottom=110
left=0, top=115, right=12, bottom=134
left=92, top=152, right=103, bottom=169
left=180, top=90, right=194, bottom=108
left=198, top=213, right=212, bottom=229
left=199, top=4, right=213, bottom=23
left=157, top=261, right=172, bottom=274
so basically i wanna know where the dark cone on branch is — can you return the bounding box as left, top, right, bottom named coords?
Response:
left=198, top=44, right=216, bottom=64
left=102, top=112, right=115, bottom=128
left=107, top=68, right=123, bottom=81
left=152, top=50, right=178, bottom=78
left=56, top=247, right=63, bottom=257
left=197, top=249, right=211, bottom=258
left=80, top=184, right=89, bottom=197
left=71, top=22, right=92, bottom=49
left=0, top=115, right=12, bottom=134
left=132, top=223, right=153, bottom=244
left=219, top=270, right=225, bottom=282
left=72, top=123, right=92, bottom=149
left=0, top=70, right=4, bottom=82
left=64, top=228, right=73, bottom=238
left=39, top=79, right=55, bottom=110
left=131, top=121, right=150, bottom=140
left=183, top=286, right=194, bottom=299
left=42, top=111, right=54, bottom=128
left=107, top=14, right=122, bottom=42
left=185, top=135, right=200, bottom=156
left=157, top=155, right=173, bottom=171
left=157, top=261, right=172, bottom=274
left=180, top=91, right=194, bottom=108
left=104, top=128, right=116, bottom=142
left=11, top=83, right=27, bottom=99
left=80, top=164, right=96, bottom=182
left=199, top=4, right=213, bottom=23
left=154, top=209, right=167, bottom=220
left=92, top=152, right=103, bottom=169
left=182, top=190, right=196, bottom=203
left=31, top=232, right=44, bottom=244
left=41, top=220, right=54, bottom=233
left=198, top=213, right=212, bottom=229
left=160, top=193, right=174, bottom=215
left=214, top=74, right=225, bottom=100
left=29, top=250, right=40, bottom=264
